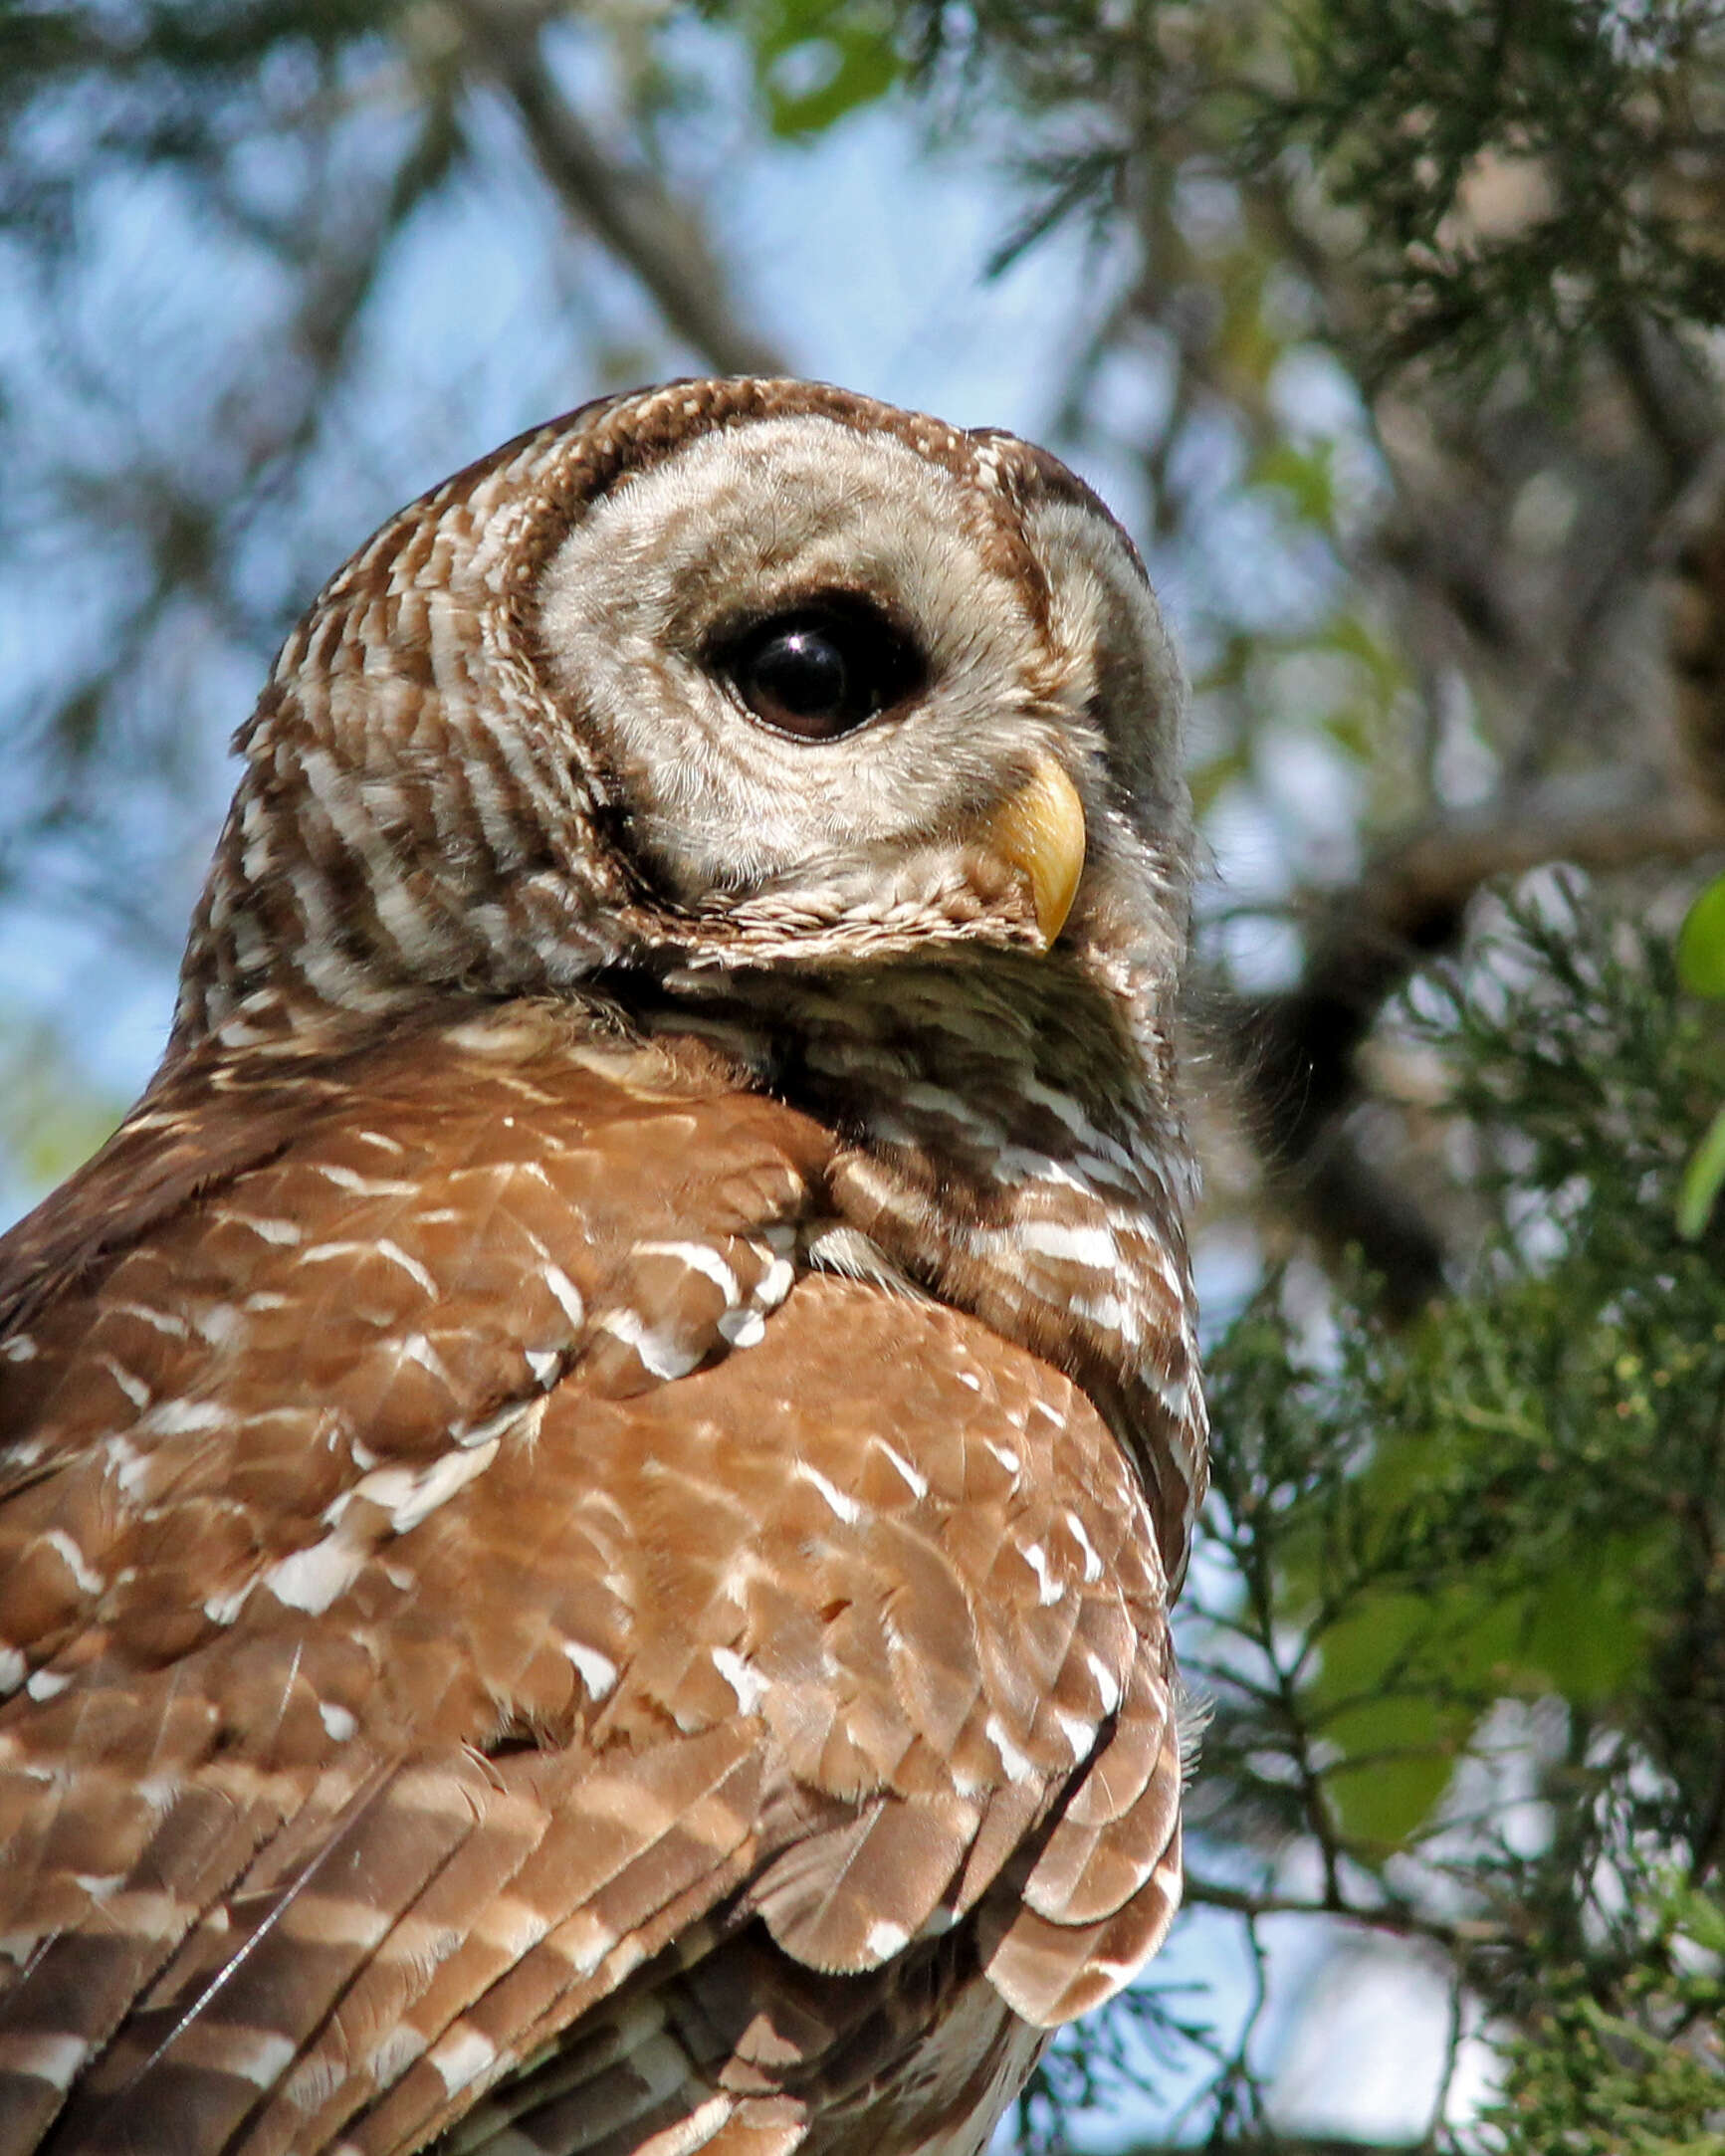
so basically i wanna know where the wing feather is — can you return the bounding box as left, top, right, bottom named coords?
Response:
left=0, top=1009, right=1183, bottom=2152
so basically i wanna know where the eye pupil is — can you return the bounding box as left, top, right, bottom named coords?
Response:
left=722, top=600, right=921, bottom=742
left=751, top=627, right=849, bottom=722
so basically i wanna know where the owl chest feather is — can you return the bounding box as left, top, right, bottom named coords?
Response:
left=0, top=996, right=1186, bottom=2155
left=644, top=959, right=1206, bottom=1584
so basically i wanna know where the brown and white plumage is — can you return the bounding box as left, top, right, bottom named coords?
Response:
left=0, top=378, right=1205, bottom=2156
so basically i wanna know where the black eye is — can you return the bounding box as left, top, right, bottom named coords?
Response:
left=723, top=601, right=922, bottom=741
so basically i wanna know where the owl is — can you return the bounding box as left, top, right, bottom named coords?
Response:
left=0, top=378, right=1205, bottom=2156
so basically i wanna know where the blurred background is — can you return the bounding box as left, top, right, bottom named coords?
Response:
left=8, top=4, right=1725, bottom=2148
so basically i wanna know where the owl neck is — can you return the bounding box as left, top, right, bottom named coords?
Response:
left=637, top=953, right=1206, bottom=1584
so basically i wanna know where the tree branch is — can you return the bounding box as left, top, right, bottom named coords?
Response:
left=465, top=8, right=790, bottom=379
left=1184, top=1875, right=1505, bottom=1952
left=1226, top=775, right=1725, bottom=1306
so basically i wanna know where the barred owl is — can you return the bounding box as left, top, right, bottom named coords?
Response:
left=0, top=378, right=1205, bottom=2156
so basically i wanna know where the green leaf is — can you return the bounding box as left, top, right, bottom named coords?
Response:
left=745, top=0, right=903, bottom=137
left=1677, top=1102, right=1725, bottom=1241
left=1248, top=439, right=1336, bottom=528
left=1676, top=874, right=1725, bottom=996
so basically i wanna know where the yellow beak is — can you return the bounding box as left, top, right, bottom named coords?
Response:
left=982, top=757, right=1087, bottom=950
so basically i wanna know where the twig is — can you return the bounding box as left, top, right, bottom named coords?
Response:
left=1223, top=773, right=1725, bottom=1306
left=1184, top=1875, right=1505, bottom=1951
left=465, top=7, right=790, bottom=379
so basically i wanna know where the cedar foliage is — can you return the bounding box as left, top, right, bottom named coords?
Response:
left=1152, top=881, right=1725, bottom=2145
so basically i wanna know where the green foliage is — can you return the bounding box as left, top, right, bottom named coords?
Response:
left=1482, top=1882, right=1725, bottom=2153
left=1282, top=0, right=1725, bottom=381
left=1200, top=883, right=1725, bottom=1843
left=1677, top=1106, right=1725, bottom=1243
left=1675, top=874, right=1725, bottom=1237
left=904, top=0, right=1725, bottom=386
left=0, top=1015, right=125, bottom=1204
left=724, top=0, right=905, bottom=134
left=1676, top=873, right=1725, bottom=995
left=1131, top=881, right=1725, bottom=2138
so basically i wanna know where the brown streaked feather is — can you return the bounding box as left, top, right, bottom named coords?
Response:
left=0, top=1012, right=1178, bottom=2154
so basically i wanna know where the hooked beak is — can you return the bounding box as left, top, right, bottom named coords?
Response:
left=980, top=757, right=1087, bottom=950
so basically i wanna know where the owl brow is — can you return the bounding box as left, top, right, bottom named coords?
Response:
left=696, top=583, right=925, bottom=664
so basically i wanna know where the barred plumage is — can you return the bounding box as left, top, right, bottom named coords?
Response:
left=0, top=377, right=1204, bottom=2156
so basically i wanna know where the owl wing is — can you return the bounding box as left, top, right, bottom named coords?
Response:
left=0, top=1004, right=1181, bottom=2156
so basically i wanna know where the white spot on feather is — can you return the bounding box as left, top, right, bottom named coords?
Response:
left=1016, top=1219, right=1121, bottom=1268
left=539, top=1264, right=586, bottom=1329
left=364, top=2025, right=428, bottom=2088
left=319, top=1701, right=357, bottom=1742
left=315, top=1164, right=417, bottom=1198
left=595, top=1307, right=703, bottom=1381
left=1055, top=1709, right=1097, bottom=1763
left=204, top=1581, right=254, bottom=1625
left=793, top=1462, right=861, bottom=1525
left=40, top=1531, right=104, bottom=1596
left=563, top=1639, right=618, bottom=1700
left=301, top=1238, right=437, bottom=1297
left=193, top=1303, right=242, bottom=1348
left=455, top=1399, right=538, bottom=1449
left=865, top=1920, right=910, bottom=1957
left=221, top=2028, right=299, bottom=2088
left=1071, top=1292, right=1129, bottom=1334
left=110, top=1302, right=189, bottom=1340
left=1018, top=1077, right=1136, bottom=1169
left=1086, top=1651, right=1124, bottom=1717
left=392, top=1331, right=451, bottom=1382
left=0, top=2032, right=91, bottom=2090
left=429, top=2026, right=497, bottom=2096
left=711, top=1646, right=768, bottom=1713
left=984, top=1714, right=1036, bottom=1785
left=98, top=1357, right=150, bottom=1411
left=872, top=1442, right=928, bottom=1500
left=265, top=1535, right=366, bottom=1616
left=218, top=1211, right=303, bottom=1246
left=1064, top=1511, right=1104, bottom=1582
left=1020, top=1540, right=1062, bottom=1607
left=899, top=1081, right=998, bottom=1137
left=635, top=1241, right=741, bottom=1302
left=357, top=1438, right=501, bottom=1534
left=139, top=1398, right=224, bottom=1436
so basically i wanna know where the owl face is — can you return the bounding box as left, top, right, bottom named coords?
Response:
left=176, top=380, right=1188, bottom=1044
left=537, top=415, right=1182, bottom=972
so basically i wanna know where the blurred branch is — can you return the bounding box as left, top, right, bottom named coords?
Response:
left=469, top=7, right=790, bottom=378
left=1229, top=775, right=1725, bottom=1307
left=1185, top=1875, right=1504, bottom=1952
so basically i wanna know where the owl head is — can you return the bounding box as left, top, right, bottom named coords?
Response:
left=175, top=378, right=1188, bottom=1052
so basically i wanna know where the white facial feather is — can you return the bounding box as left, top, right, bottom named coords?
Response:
left=537, top=418, right=1120, bottom=916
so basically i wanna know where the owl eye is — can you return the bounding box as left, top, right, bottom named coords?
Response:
left=722, top=601, right=922, bottom=741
